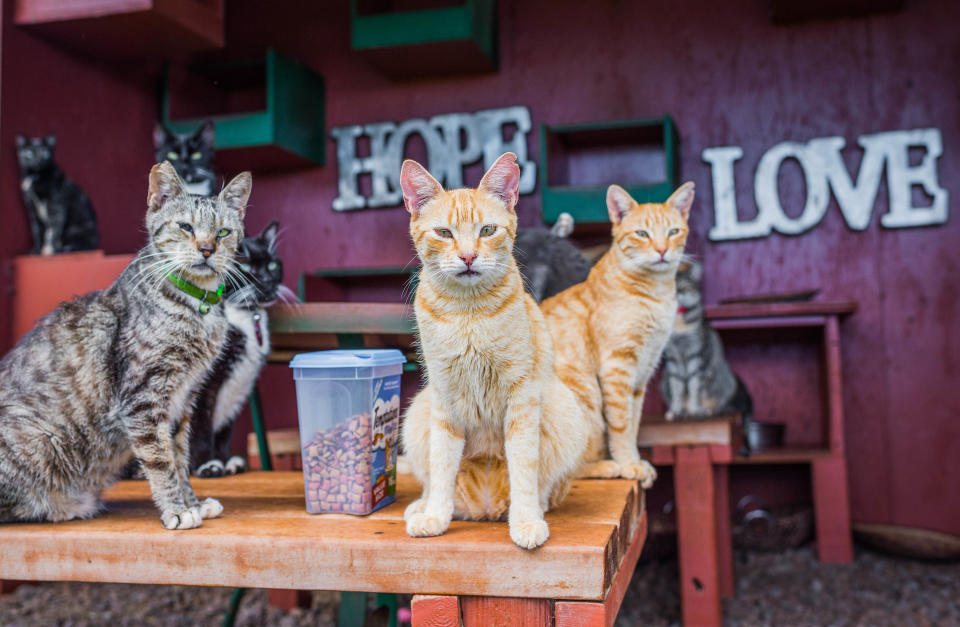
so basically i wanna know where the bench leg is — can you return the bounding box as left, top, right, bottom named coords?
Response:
left=714, top=464, right=735, bottom=597
left=268, top=588, right=311, bottom=611
left=555, top=601, right=605, bottom=626
left=411, top=595, right=459, bottom=627
left=460, top=597, right=551, bottom=627
left=812, top=456, right=854, bottom=563
left=674, top=446, right=723, bottom=627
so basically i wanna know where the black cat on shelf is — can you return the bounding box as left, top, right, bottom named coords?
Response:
left=16, top=134, right=99, bottom=255
left=152, top=120, right=216, bottom=196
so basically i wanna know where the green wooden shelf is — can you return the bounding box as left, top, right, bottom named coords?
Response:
left=162, top=49, right=325, bottom=172
left=539, top=115, right=680, bottom=225
left=350, top=0, right=497, bottom=78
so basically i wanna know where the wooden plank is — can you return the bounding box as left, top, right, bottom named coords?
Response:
left=267, top=588, right=311, bottom=611
left=637, top=415, right=735, bottom=447
left=812, top=456, right=854, bottom=563
left=460, top=597, right=551, bottom=627
left=704, top=301, right=857, bottom=320
left=268, top=302, right=415, bottom=335
left=710, top=314, right=826, bottom=330
left=674, top=447, right=722, bottom=627
left=554, top=601, right=605, bottom=627
left=412, top=595, right=460, bottom=627
left=714, top=465, right=734, bottom=598
left=0, top=472, right=640, bottom=601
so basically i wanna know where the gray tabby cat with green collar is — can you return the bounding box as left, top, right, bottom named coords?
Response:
left=0, top=161, right=251, bottom=529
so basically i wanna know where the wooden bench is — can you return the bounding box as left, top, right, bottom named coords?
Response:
left=0, top=472, right=647, bottom=627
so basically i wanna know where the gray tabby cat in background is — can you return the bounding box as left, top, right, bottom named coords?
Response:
left=0, top=161, right=252, bottom=529
left=514, top=212, right=591, bottom=302
left=660, top=261, right=754, bottom=444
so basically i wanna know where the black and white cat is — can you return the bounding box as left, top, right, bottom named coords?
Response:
left=16, top=134, right=99, bottom=255
left=152, top=121, right=216, bottom=196
left=189, top=221, right=288, bottom=478
left=514, top=213, right=591, bottom=302
left=660, top=261, right=754, bottom=444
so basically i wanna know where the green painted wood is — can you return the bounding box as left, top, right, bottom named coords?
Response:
left=162, top=49, right=325, bottom=168
left=350, top=0, right=496, bottom=75
left=539, top=115, right=680, bottom=225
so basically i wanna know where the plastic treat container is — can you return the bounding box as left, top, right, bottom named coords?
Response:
left=289, top=349, right=406, bottom=515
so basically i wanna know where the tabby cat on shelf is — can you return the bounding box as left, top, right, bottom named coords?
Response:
left=153, top=121, right=216, bottom=196
left=513, top=212, right=591, bottom=303
left=0, top=161, right=251, bottom=529
left=16, top=134, right=100, bottom=255
left=399, top=152, right=587, bottom=549
left=541, top=182, right=695, bottom=486
left=190, top=220, right=288, bottom=478
left=659, top=261, right=754, bottom=443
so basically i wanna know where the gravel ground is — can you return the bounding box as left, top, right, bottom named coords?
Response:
left=1, top=547, right=957, bottom=626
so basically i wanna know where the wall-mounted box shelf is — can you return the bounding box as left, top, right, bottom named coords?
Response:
left=162, top=49, right=325, bottom=172
left=14, top=0, right=224, bottom=59
left=539, top=115, right=679, bottom=226
left=350, top=0, right=497, bottom=79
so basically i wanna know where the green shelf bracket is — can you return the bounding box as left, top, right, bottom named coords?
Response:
left=539, top=115, right=680, bottom=225
left=162, top=48, right=325, bottom=170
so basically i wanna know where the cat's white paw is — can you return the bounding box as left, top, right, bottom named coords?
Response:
left=406, top=512, right=449, bottom=538
left=198, top=497, right=223, bottom=519
left=161, top=506, right=202, bottom=530
left=579, top=460, right=622, bottom=479
left=665, top=411, right=676, bottom=422
left=224, top=456, right=246, bottom=475
left=509, top=518, right=549, bottom=549
left=195, top=460, right=225, bottom=478
left=403, top=498, right=427, bottom=522
left=620, top=460, right=658, bottom=488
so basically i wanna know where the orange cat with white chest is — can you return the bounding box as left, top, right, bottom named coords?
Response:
left=400, top=153, right=587, bottom=549
left=541, top=183, right=694, bottom=486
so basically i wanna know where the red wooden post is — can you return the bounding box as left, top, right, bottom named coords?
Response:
left=713, top=464, right=735, bottom=597
left=411, top=595, right=460, bottom=627
left=267, top=588, right=311, bottom=611
left=674, top=446, right=723, bottom=627
left=555, top=601, right=605, bottom=626
left=460, top=597, right=551, bottom=627
left=816, top=315, right=853, bottom=563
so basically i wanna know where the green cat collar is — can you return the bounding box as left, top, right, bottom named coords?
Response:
left=165, top=272, right=224, bottom=315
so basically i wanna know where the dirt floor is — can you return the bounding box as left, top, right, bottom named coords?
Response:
left=0, top=546, right=957, bottom=626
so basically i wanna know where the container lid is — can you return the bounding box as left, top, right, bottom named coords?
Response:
left=289, top=349, right=407, bottom=368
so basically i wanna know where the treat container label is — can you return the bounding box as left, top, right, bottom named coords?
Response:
left=289, top=349, right=406, bottom=515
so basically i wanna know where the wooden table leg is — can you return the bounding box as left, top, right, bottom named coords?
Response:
left=714, top=464, right=735, bottom=597
left=812, top=456, right=854, bottom=563
left=674, top=446, right=722, bottom=627
left=412, top=595, right=460, bottom=627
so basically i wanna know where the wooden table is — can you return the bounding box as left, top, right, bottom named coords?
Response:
left=0, top=472, right=647, bottom=627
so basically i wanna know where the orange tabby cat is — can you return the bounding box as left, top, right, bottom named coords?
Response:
left=541, top=182, right=694, bottom=486
left=400, top=152, right=587, bottom=549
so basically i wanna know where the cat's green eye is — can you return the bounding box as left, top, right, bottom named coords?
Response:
left=166, top=151, right=179, bottom=161
left=268, top=261, right=278, bottom=271
left=434, top=228, right=453, bottom=238
left=216, top=228, right=231, bottom=239
left=178, top=222, right=193, bottom=234
left=240, top=263, right=252, bottom=272
left=637, top=230, right=649, bottom=238
left=479, top=225, right=497, bottom=237
left=191, top=152, right=203, bottom=160
left=668, top=228, right=680, bottom=236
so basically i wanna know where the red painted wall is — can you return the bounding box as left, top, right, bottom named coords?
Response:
left=0, top=0, right=956, bottom=534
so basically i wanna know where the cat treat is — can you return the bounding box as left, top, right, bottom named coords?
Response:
left=302, top=413, right=375, bottom=514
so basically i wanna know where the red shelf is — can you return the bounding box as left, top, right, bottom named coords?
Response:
left=14, top=0, right=225, bottom=59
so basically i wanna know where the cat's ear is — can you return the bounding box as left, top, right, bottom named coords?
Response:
left=15, top=134, right=26, bottom=148
left=261, top=219, right=279, bottom=248
left=688, top=260, right=703, bottom=283
left=45, top=135, right=56, bottom=148
left=400, top=159, right=443, bottom=220
left=152, top=123, right=169, bottom=149
left=194, top=120, right=215, bottom=147
left=606, top=185, right=635, bottom=224
left=667, top=182, right=695, bottom=222
left=478, top=152, right=520, bottom=211
left=147, top=161, right=187, bottom=212
left=219, top=171, right=253, bottom=217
